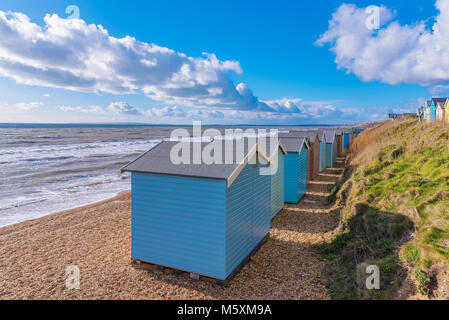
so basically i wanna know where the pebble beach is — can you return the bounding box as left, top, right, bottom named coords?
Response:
left=0, top=162, right=345, bottom=300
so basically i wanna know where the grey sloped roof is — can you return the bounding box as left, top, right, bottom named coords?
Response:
left=120, top=137, right=274, bottom=186
left=279, top=137, right=307, bottom=153
left=323, top=130, right=336, bottom=144
left=432, top=98, right=447, bottom=106
left=280, top=131, right=319, bottom=143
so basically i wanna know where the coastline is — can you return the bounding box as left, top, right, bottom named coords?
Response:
left=0, top=190, right=132, bottom=230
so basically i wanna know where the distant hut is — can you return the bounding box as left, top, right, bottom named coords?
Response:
left=335, top=129, right=344, bottom=156
left=318, top=131, right=326, bottom=172
left=280, top=131, right=320, bottom=181
left=436, top=98, right=447, bottom=122
left=323, top=130, right=337, bottom=168
left=343, top=129, right=351, bottom=149
left=279, top=137, right=309, bottom=203
left=120, top=139, right=272, bottom=281
left=303, top=131, right=320, bottom=181
left=429, top=98, right=446, bottom=122
left=445, top=100, right=449, bottom=124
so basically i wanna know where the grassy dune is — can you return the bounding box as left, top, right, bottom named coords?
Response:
left=323, top=118, right=449, bottom=299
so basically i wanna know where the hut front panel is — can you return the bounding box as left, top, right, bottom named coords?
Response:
left=319, top=141, right=326, bottom=172
left=436, top=107, right=443, bottom=121
left=225, top=163, right=270, bottom=278
left=284, top=153, right=300, bottom=203
left=252, top=164, right=271, bottom=246
left=430, top=101, right=436, bottom=120
left=131, top=173, right=226, bottom=279
left=343, top=134, right=349, bottom=148
left=325, top=143, right=333, bottom=168
left=306, top=145, right=313, bottom=182
left=270, top=150, right=285, bottom=219
left=332, top=141, right=337, bottom=166
left=336, top=135, right=343, bottom=156
left=298, top=146, right=308, bottom=201
left=312, top=140, right=320, bottom=179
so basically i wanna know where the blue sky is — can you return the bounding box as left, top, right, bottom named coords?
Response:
left=0, top=0, right=446, bottom=124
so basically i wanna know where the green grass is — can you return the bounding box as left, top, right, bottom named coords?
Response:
left=324, top=118, right=449, bottom=299
left=413, top=268, right=431, bottom=295
left=401, top=243, right=420, bottom=265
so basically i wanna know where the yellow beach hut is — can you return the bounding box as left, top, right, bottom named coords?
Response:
left=445, top=99, right=449, bottom=124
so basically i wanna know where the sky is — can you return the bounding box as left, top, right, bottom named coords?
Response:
left=0, top=0, right=446, bottom=125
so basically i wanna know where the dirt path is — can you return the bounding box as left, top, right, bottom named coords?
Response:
left=0, top=157, right=345, bottom=300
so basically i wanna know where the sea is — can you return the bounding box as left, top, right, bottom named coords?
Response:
left=0, top=123, right=335, bottom=227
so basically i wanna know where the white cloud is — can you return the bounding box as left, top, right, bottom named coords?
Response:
left=79, top=105, right=104, bottom=113
left=108, top=101, right=140, bottom=115
left=43, top=93, right=50, bottom=97
left=0, top=11, right=280, bottom=112
left=263, top=98, right=349, bottom=119
left=15, top=102, right=44, bottom=110
left=58, top=105, right=75, bottom=112
left=147, top=106, right=225, bottom=119
left=58, top=105, right=104, bottom=113
left=147, top=106, right=186, bottom=118
left=317, top=0, right=449, bottom=89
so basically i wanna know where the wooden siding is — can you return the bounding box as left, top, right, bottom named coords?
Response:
left=319, top=141, right=326, bottom=172
left=446, top=106, right=449, bottom=123
left=310, top=138, right=320, bottom=180
left=344, top=133, right=350, bottom=148
left=326, top=143, right=333, bottom=168
left=284, top=153, right=299, bottom=203
left=270, top=149, right=285, bottom=219
left=306, top=144, right=313, bottom=182
left=131, top=173, right=227, bottom=279
left=429, top=100, right=436, bottom=121
left=332, top=140, right=338, bottom=166
left=298, top=146, right=308, bottom=201
left=336, top=134, right=343, bottom=156
left=225, top=163, right=270, bottom=278
left=445, top=100, right=449, bottom=124
left=436, top=106, right=444, bottom=121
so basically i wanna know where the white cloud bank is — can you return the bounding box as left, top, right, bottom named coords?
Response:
left=317, top=0, right=449, bottom=89
left=0, top=10, right=278, bottom=112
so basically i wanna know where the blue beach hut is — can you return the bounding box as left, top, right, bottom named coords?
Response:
left=318, top=131, right=326, bottom=172
left=279, top=137, right=309, bottom=203
left=280, top=131, right=320, bottom=181
left=430, top=98, right=446, bottom=122
left=258, top=139, right=287, bottom=220
left=323, top=130, right=337, bottom=168
left=343, top=129, right=350, bottom=149
left=120, top=139, right=272, bottom=281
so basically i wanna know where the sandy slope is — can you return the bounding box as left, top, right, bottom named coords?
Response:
left=0, top=159, right=345, bottom=300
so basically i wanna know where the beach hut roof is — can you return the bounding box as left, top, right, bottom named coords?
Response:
left=283, top=130, right=320, bottom=143
left=279, top=137, right=309, bottom=153
left=433, top=97, right=448, bottom=108
left=432, top=98, right=447, bottom=106
left=120, top=138, right=272, bottom=187
left=286, top=130, right=321, bottom=143
left=323, top=130, right=336, bottom=144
